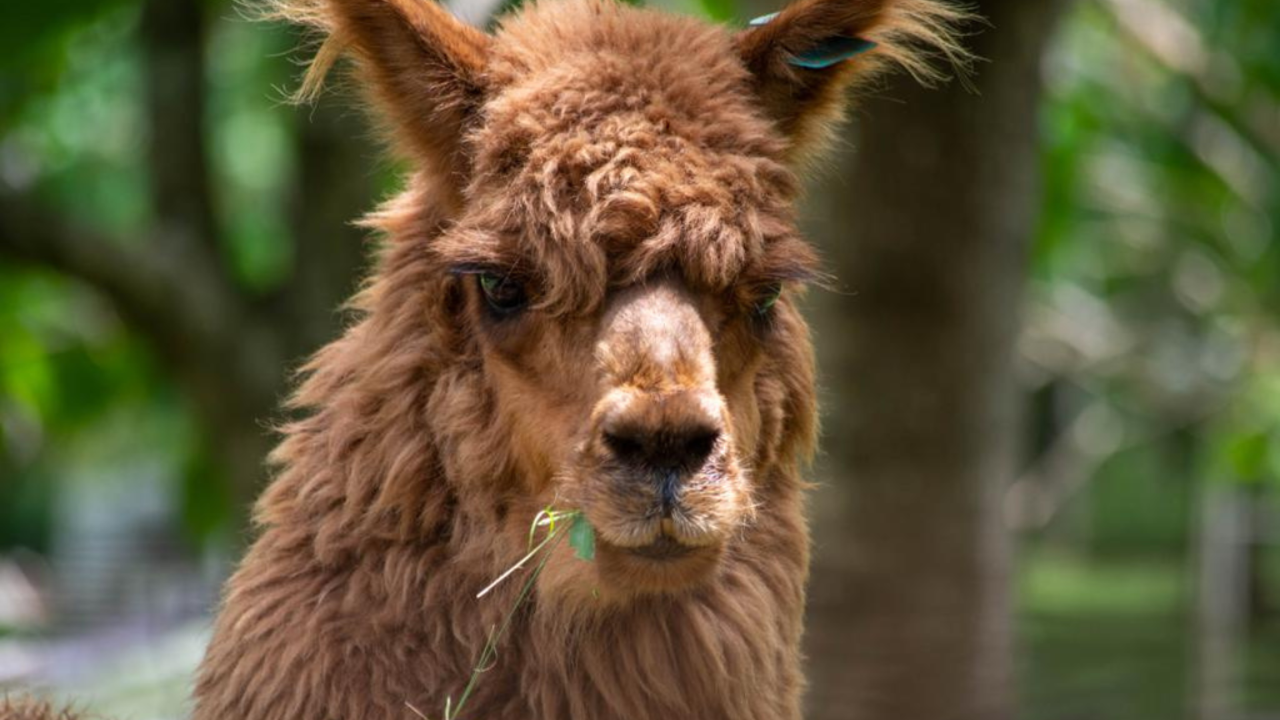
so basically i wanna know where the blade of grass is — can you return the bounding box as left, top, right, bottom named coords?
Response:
left=477, top=527, right=560, bottom=599
left=449, top=529, right=568, bottom=719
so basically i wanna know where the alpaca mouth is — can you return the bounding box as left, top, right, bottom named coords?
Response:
left=627, top=534, right=695, bottom=561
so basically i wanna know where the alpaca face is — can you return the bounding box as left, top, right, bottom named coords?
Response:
left=423, top=14, right=829, bottom=595
left=441, top=142, right=815, bottom=596
left=280, top=0, right=965, bottom=600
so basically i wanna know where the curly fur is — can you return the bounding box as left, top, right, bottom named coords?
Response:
left=5, top=2, right=970, bottom=720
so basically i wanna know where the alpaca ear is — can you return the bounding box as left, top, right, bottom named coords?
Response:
left=282, top=0, right=490, bottom=184
left=736, top=0, right=972, bottom=157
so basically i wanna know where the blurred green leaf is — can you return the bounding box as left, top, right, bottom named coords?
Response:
left=1225, top=432, right=1269, bottom=483
left=697, top=0, right=738, bottom=23
left=570, top=515, right=596, bottom=562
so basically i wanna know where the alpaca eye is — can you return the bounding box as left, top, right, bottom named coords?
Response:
left=478, top=273, right=529, bottom=315
left=755, top=283, right=784, bottom=316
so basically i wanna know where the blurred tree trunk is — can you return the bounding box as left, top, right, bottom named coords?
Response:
left=1195, top=483, right=1249, bottom=720
left=802, top=1, right=1066, bottom=719
left=136, top=0, right=376, bottom=522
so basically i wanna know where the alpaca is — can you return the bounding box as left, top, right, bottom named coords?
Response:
left=2, top=1, right=968, bottom=719
left=204, top=0, right=969, bottom=718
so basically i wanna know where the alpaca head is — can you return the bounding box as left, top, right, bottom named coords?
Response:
left=275, top=0, right=968, bottom=601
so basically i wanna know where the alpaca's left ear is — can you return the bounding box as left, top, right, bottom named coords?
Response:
left=736, top=0, right=973, bottom=158
left=277, top=0, right=490, bottom=187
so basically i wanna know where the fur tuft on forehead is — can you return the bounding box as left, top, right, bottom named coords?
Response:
left=440, top=113, right=812, bottom=316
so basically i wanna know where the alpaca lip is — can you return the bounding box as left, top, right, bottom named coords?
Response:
left=628, top=534, right=695, bottom=560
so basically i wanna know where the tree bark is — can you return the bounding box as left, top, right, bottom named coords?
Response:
left=802, top=1, right=1067, bottom=718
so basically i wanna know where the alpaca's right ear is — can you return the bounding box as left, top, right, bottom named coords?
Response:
left=271, top=0, right=489, bottom=186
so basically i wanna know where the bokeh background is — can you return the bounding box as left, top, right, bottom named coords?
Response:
left=1, top=0, right=1277, bottom=718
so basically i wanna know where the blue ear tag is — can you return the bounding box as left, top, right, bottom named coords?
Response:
left=791, top=36, right=878, bottom=68
left=748, top=12, right=878, bottom=69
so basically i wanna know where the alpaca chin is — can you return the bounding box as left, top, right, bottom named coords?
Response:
left=538, top=530, right=729, bottom=606
left=598, top=537, right=728, bottom=596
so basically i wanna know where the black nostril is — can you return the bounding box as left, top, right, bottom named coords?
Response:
left=679, top=429, right=720, bottom=470
left=602, top=425, right=721, bottom=474
left=603, top=430, right=647, bottom=465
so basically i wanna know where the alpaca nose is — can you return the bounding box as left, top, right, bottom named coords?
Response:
left=602, top=422, right=721, bottom=477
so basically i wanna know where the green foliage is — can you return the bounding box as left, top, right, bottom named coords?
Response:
left=6, top=5, right=149, bottom=236
left=0, top=0, right=133, bottom=125
left=1030, top=0, right=1280, bottom=547
left=1018, top=548, right=1196, bottom=720
left=696, top=0, right=739, bottom=23
left=1020, top=547, right=1186, bottom=616
left=180, top=446, right=235, bottom=546
left=0, top=0, right=271, bottom=548
left=206, top=12, right=300, bottom=292
left=1086, top=443, right=1195, bottom=552
left=0, top=265, right=169, bottom=549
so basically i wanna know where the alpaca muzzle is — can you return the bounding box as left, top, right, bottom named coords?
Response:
left=583, top=278, right=745, bottom=554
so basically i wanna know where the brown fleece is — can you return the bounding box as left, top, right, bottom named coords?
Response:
left=0, top=698, right=88, bottom=720
left=0, top=3, right=970, bottom=720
